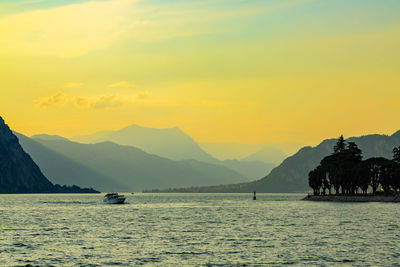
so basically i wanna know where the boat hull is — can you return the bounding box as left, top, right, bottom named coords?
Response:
left=103, top=197, right=126, bottom=204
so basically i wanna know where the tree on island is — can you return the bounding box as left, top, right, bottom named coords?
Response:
left=393, top=146, right=400, bottom=164
left=308, top=136, right=400, bottom=196
left=333, top=135, right=346, bottom=153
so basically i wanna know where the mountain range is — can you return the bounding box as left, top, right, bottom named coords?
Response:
left=69, top=125, right=276, bottom=180
left=0, top=116, right=97, bottom=193
left=147, top=131, right=400, bottom=193
left=18, top=134, right=252, bottom=191
left=16, top=133, right=120, bottom=192
left=72, top=125, right=216, bottom=162
left=4, top=112, right=399, bottom=194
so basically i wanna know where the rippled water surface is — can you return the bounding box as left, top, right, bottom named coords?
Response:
left=1, top=193, right=399, bottom=266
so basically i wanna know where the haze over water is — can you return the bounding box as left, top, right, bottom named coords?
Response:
left=1, top=193, right=399, bottom=266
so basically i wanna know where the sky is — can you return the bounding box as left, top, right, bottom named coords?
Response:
left=1, top=0, right=399, bottom=146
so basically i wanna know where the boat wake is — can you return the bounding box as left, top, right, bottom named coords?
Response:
left=40, top=201, right=96, bottom=205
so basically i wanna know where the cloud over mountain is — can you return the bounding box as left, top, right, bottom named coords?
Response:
left=34, top=92, right=151, bottom=110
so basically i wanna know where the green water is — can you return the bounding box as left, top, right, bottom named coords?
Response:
left=0, top=193, right=399, bottom=266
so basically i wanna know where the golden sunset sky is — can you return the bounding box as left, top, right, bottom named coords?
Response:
left=1, top=0, right=399, bottom=145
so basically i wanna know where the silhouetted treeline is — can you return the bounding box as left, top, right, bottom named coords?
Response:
left=309, top=135, right=400, bottom=196
left=53, top=184, right=99, bottom=193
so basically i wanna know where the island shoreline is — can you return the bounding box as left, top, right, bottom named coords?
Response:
left=303, top=194, right=400, bottom=202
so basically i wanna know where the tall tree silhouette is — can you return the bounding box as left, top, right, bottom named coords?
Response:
left=391, top=147, right=400, bottom=193
left=393, top=146, right=400, bottom=164
left=356, top=161, right=370, bottom=195
left=333, top=135, right=346, bottom=153
left=391, top=166, right=400, bottom=193
left=320, top=154, right=341, bottom=194
left=308, top=169, right=321, bottom=195
left=347, top=142, right=362, bottom=161
left=363, top=158, right=383, bottom=194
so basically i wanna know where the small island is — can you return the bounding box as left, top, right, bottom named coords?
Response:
left=304, top=135, right=400, bottom=202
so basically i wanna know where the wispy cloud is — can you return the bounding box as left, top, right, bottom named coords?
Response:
left=34, top=91, right=152, bottom=110
left=74, top=94, right=126, bottom=109
left=108, top=81, right=137, bottom=88
left=34, top=92, right=69, bottom=108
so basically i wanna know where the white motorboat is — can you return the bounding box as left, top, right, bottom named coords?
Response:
left=103, top=193, right=126, bottom=204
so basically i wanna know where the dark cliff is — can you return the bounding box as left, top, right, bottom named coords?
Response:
left=0, top=116, right=98, bottom=193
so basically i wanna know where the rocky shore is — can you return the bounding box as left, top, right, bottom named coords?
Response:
left=303, top=194, right=400, bottom=202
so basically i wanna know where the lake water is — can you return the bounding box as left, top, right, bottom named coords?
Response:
left=0, top=193, right=399, bottom=266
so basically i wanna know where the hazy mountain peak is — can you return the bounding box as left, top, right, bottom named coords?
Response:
left=121, top=124, right=147, bottom=130
left=72, top=124, right=215, bottom=162
left=242, top=146, right=287, bottom=165
left=122, top=124, right=180, bottom=131
left=199, top=142, right=287, bottom=165
left=31, top=134, right=69, bottom=141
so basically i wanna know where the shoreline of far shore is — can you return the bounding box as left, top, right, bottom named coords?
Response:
left=303, top=194, right=400, bottom=202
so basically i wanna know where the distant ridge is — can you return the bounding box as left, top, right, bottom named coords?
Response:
left=242, top=146, right=286, bottom=165
left=25, top=136, right=250, bottom=191
left=71, top=124, right=275, bottom=180
left=31, top=134, right=69, bottom=141
left=146, top=131, right=400, bottom=193
left=72, top=124, right=216, bottom=162
left=0, top=116, right=98, bottom=193
left=199, top=142, right=287, bottom=164
left=16, top=133, right=120, bottom=192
